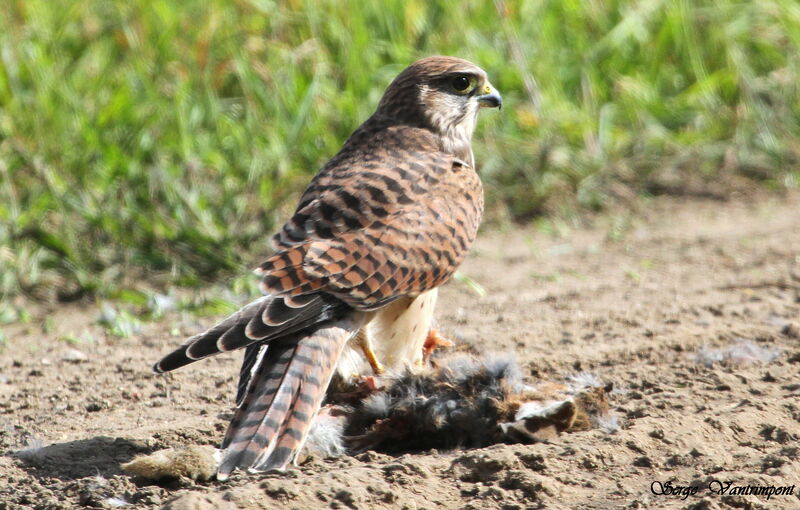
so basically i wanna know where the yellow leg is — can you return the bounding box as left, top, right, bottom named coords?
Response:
left=355, top=330, right=385, bottom=375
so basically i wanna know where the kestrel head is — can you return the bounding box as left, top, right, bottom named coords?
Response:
left=376, top=56, right=501, bottom=153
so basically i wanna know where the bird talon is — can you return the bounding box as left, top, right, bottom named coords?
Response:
left=361, top=375, right=380, bottom=391
left=423, top=328, right=454, bottom=363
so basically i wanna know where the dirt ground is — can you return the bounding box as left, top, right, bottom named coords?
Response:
left=2, top=192, right=799, bottom=510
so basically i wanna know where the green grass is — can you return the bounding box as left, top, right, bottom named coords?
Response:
left=1, top=0, right=798, bottom=300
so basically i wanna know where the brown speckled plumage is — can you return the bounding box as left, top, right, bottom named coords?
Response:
left=153, top=56, right=501, bottom=477
left=262, top=126, right=483, bottom=310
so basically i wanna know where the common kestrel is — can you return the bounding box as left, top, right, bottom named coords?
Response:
left=154, top=56, right=502, bottom=478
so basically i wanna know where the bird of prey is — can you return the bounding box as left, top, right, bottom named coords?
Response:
left=153, top=56, right=502, bottom=478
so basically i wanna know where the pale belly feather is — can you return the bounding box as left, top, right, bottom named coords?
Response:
left=336, top=288, right=438, bottom=378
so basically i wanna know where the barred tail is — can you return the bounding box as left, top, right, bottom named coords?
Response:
left=216, top=317, right=359, bottom=479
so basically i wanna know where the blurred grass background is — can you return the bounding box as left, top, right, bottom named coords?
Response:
left=1, top=0, right=798, bottom=301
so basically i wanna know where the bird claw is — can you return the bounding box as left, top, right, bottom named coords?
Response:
left=360, top=375, right=381, bottom=392
left=422, top=328, right=454, bottom=363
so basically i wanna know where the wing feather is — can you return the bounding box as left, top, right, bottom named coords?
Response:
left=258, top=129, right=483, bottom=310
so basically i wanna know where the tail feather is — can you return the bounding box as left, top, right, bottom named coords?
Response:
left=236, top=343, right=269, bottom=406
left=153, top=294, right=350, bottom=373
left=219, top=341, right=298, bottom=473
left=217, top=318, right=359, bottom=478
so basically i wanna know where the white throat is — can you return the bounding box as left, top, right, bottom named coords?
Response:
left=419, top=85, right=479, bottom=164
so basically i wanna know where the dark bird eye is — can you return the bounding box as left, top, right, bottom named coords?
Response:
left=451, top=75, right=472, bottom=93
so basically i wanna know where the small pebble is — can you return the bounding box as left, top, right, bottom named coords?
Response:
left=781, top=322, right=799, bottom=338
left=62, top=349, right=88, bottom=363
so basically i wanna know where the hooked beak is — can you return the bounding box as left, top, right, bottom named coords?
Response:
left=477, top=82, right=502, bottom=109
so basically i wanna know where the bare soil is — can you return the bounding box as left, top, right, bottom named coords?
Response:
left=2, top=193, right=799, bottom=510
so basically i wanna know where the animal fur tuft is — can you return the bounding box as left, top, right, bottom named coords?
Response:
left=326, top=353, right=613, bottom=453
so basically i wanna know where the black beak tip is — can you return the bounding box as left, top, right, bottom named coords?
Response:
left=479, top=93, right=503, bottom=109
